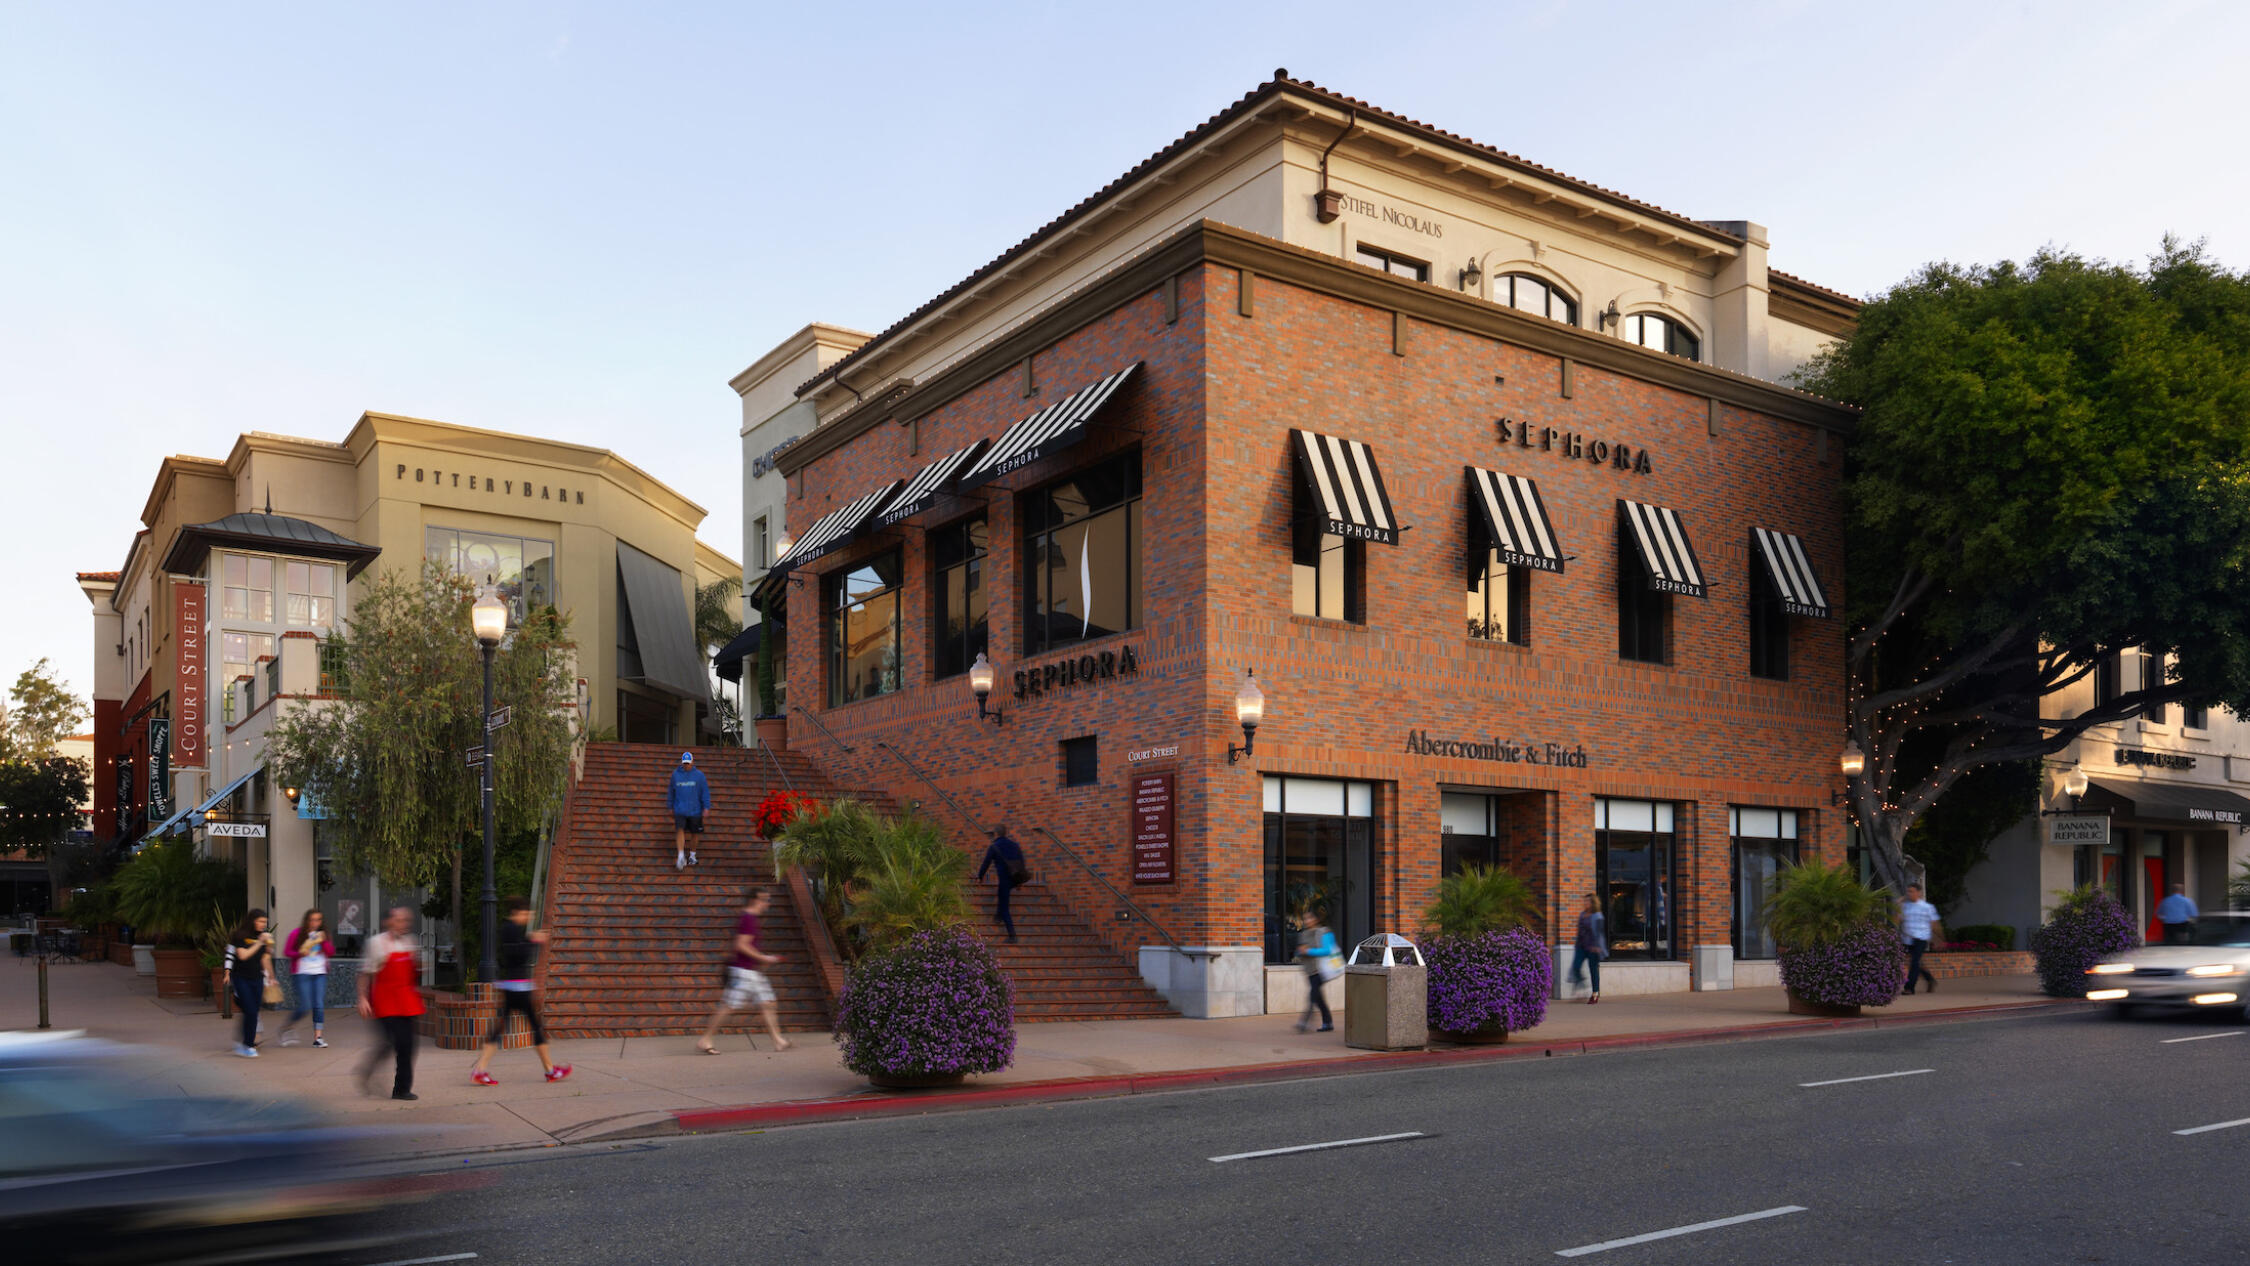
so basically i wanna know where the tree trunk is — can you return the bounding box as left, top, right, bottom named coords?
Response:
left=1858, top=813, right=1924, bottom=897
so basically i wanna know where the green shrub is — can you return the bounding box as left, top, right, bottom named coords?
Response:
left=1423, top=864, right=1538, bottom=938
left=1765, top=861, right=1896, bottom=951
left=1949, top=923, right=2015, bottom=951
left=113, top=841, right=244, bottom=946
left=844, top=811, right=971, bottom=951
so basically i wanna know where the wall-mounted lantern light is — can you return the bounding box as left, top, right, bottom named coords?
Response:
left=1227, top=670, right=1266, bottom=765
left=1458, top=258, right=1484, bottom=292
left=1839, top=739, right=1866, bottom=778
left=969, top=652, right=1003, bottom=726
left=283, top=785, right=301, bottom=806
left=2064, top=767, right=2089, bottom=803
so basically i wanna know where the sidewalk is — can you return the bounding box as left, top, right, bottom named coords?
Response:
left=9, top=957, right=2065, bottom=1156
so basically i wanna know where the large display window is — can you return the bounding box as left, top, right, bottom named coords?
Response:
left=1262, top=776, right=1376, bottom=965
left=1730, top=807, right=1800, bottom=960
left=1596, top=798, right=1676, bottom=960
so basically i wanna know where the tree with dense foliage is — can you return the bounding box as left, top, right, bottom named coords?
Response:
left=263, top=562, right=577, bottom=961
left=0, top=659, right=90, bottom=863
left=1796, top=240, right=2250, bottom=895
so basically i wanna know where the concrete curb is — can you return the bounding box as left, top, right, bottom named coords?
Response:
left=656, top=997, right=2073, bottom=1138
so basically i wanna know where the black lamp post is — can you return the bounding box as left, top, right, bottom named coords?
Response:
left=471, top=588, right=509, bottom=984
left=1226, top=670, right=1265, bottom=764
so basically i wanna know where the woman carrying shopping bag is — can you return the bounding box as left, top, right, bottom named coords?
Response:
left=1295, top=906, right=1343, bottom=1034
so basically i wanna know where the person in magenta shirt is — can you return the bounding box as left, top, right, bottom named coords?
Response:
left=697, top=888, right=791, bottom=1054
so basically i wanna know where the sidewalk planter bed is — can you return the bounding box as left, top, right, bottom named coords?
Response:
left=151, top=948, right=203, bottom=998
left=753, top=716, right=789, bottom=751
left=836, top=928, right=1015, bottom=1089
left=2030, top=885, right=2136, bottom=997
left=1767, top=863, right=1902, bottom=1014
left=417, top=984, right=534, bottom=1051
left=1424, top=926, right=1551, bottom=1044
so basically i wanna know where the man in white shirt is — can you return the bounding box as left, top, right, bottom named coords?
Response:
left=1900, top=884, right=1941, bottom=995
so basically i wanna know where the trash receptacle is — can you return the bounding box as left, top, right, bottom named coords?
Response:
left=1344, top=933, right=1427, bottom=1051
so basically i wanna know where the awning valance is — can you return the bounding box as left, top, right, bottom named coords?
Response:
left=1618, top=499, right=1706, bottom=598
left=873, top=440, right=991, bottom=530
left=1292, top=430, right=1399, bottom=545
left=141, top=764, right=263, bottom=840
left=771, top=482, right=903, bottom=575
left=617, top=542, right=712, bottom=704
left=1751, top=528, right=1830, bottom=619
left=712, top=622, right=761, bottom=684
left=2082, top=777, right=2250, bottom=829
left=956, top=363, right=1139, bottom=492
left=1467, top=467, right=1563, bottom=573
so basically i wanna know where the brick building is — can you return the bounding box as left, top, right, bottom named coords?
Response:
left=747, top=74, right=1858, bottom=1012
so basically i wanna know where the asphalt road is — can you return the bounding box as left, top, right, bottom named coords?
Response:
left=343, top=1008, right=2250, bottom=1265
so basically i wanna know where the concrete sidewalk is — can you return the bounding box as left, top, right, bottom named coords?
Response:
left=10, top=957, right=2065, bottom=1156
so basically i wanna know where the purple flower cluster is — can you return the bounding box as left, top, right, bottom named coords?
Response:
left=2029, top=889, right=2138, bottom=997
left=1422, top=927, right=1551, bottom=1035
left=835, top=928, right=1016, bottom=1078
left=1779, top=920, right=1905, bottom=1008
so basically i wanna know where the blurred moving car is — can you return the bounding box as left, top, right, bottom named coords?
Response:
left=2084, top=912, right=2250, bottom=1020
left=0, top=1030, right=478, bottom=1265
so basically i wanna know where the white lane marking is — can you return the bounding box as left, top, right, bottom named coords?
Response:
left=2161, top=1031, right=2245, bottom=1044
left=365, top=1255, right=479, bottom=1266
left=1556, top=1206, right=1808, bottom=1257
left=1798, top=1069, right=1934, bottom=1088
left=1208, top=1132, right=1426, bottom=1163
left=2174, top=1117, right=2250, bottom=1136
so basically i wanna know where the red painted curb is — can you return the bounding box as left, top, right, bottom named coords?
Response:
left=669, top=998, right=2070, bottom=1134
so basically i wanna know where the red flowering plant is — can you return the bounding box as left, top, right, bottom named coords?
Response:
left=752, top=790, right=820, bottom=840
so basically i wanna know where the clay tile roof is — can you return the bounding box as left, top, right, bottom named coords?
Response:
left=76, top=571, right=121, bottom=582
left=1769, top=267, right=1862, bottom=307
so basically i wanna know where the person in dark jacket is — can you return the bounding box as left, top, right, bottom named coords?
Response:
left=471, top=897, right=569, bottom=1086
left=1569, top=891, right=1606, bottom=1004
left=670, top=751, right=711, bottom=870
left=977, top=827, right=1028, bottom=943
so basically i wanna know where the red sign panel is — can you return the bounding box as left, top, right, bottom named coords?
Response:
left=1131, top=772, right=1175, bottom=885
left=173, top=582, right=207, bottom=768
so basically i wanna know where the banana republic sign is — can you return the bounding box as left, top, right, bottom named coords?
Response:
left=1404, top=729, right=1590, bottom=768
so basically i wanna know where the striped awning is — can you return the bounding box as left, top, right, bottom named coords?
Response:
left=771, top=482, right=902, bottom=574
left=1618, top=500, right=1706, bottom=598
left=873, top=440, right=991, bottom=530
left=1292, top=430, right=1399, bottom=545
left=1751, top=528, right=1830, bottom=619
left=955, top=363, right=1140, bottom=492
left=1466, top=467, right=1563, bottom=573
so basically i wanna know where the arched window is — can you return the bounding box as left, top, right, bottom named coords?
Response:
left=1493, top=273, right=1577, bottom=325
left=1622, top=312, right=1699, bottom=362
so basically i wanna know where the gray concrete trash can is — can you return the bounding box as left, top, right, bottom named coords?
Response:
left=1343, top=933, right=1428, bottom=1051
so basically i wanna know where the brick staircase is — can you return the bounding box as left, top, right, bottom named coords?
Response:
left=538, top=740, right=1175, bottom=1036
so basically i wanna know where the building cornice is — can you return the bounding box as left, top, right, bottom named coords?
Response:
left=775, top=220, right=1856, bottom=479
left=728, top=322, right=872, bottom=398
left=344, top=412, right=709, bottom=530
left=137, top=455, right=229, bottom=531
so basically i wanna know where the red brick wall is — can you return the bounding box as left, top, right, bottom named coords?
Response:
left=780, top=253, right=1847, bottom=965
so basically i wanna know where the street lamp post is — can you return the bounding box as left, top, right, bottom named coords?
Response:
left=471, top=589, right=509, bottom=985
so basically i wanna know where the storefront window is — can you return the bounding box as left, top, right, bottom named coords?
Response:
left=1466, top=549, right=1528, bottom=644
left=1596, top=798, right=1677, bottom=960
left=828, top=550, right=903, bottom=707
left=1622, top=312, right=1700, bottom=361
left=424, top=527, right=557, bottom=624
left=932, top=517, right=988, bottom=679
left=2140, top=651, right=2168, bottom=724
left=1493, top=273, right=1578, bottom=325
left=284, top=561, right=337, bottom=629
left=1617, top=537, right=1669, bottom=663
left=1749, top=565, right=1789, bottom=679
left=1292, top=520, right=1362, bottom=622
left=220, top=631, right=274, bottom=723
left=1263, top=776, right=1376, bottom=964
left=1024, top=451, right=1141, bottom=655
left=222, top=554, right=274, bottom=622
left=1730, top=807, right=1800, bottom=960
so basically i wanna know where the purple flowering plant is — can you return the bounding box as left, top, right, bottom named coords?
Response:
left=2028, top=884, right=2137, bottom=997
left=1423, top=926, right=1552, bottom=1035
left=1778, top=919, right=1906, bottom=1008
left=835, top=927, right=1016, bottom=1078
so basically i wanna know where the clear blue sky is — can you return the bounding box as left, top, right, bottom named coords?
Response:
left=4, top=0, right=2243, bottom=706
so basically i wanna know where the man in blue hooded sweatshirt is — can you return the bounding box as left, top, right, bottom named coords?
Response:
left=670, top=751, right=710, bottom=870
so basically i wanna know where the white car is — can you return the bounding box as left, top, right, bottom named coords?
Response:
left=2084, top=913, right=2250, bottom=1019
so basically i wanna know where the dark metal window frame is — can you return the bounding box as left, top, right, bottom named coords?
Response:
left=1061, top=735, right=1098, bottom=787
left=930, top=516, right=989, bottom=680
left=1292, top=518, right=1365, bottom=623
left=1022, top=449, right=1143, bottom=657
left=1595, top=800, right=1678, bottom=962
left=1467, top=548, right=1530, bottom=646
left=825, top=548, right=905, bottom=709
left=1623, top=312, right=1701, bottom=362
left=1729, top=814, right=1801, bottom=961
left=1748, top=562, right=1790, bottom=680
left=1353, top=243, right=1430, bottom=282
left=1493, top=272, right=1578, bottom=325
left=1617, top=532, right=1670, bottom=664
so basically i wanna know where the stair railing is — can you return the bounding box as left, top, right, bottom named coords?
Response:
left=871, top=739, right=1211, bottom=963
left=754, top=734, right=799, bottom=796
left=792, top=705, right=854, bottom=754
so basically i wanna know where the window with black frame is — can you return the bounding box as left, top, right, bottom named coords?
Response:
left=1024, top=450, right=1142, bottom=655
left=2095, top=649, right=2122, bottom=708
left=1622, top=312, right=1700, bottom=361
left=1493, top=273, right=1578, bottom=325
left=1617, top=535, right=1669, bottom=663
left=2139, top=650, right=2168, bottom=724
left=1596, top=798, right=1676, bottom=960
left=1262, top=776, right=1377, bottom=964
left=1730, top=807, right=1800, bottom=960
left=1749, top=562, right=1789, bottom=679
left=1292, top=516, right=1363, bottom=622
left=827, top=550, right=903, bottom=707
left=1466, top=548, right=1529, bottom=644
left=931, top=517, right=988, bottom=679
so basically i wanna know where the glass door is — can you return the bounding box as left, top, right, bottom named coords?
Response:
left=1262, top=777, right=1378, bottom=963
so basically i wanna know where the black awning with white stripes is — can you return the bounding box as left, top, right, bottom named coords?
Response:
left=1751, top=528, right=1830, bottom=618
left=772, top=481, right=902, bottom=574
left=1466, top=467, right=1564, bottom=573
left=955, top=363, right=1139, bottom=492
left=1618, top=499, right=1706, bottom=598
left=1292, top=429, right=1399, bottom=545
left=873, top=440, right=991, bottom=530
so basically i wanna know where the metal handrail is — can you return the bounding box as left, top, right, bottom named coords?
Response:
left=754, top=734, right=798, bottom=796
left=871, top=739, right=1207, bottom=961
left=791, top=705, right=855, bottom=754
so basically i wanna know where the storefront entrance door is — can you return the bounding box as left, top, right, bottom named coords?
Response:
left=2143, top=855, right=2167, bottom=944
left=1262, top=777, right=1376, bottom=964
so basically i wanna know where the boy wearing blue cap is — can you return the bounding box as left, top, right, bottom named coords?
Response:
left=671, top=751, right=710, bottom=869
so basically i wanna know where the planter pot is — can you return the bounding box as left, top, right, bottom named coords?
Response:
left=132, top=944, right=157, bottom=974
left=1433, top=1020, right=1512, bottom=1045
left=1785, top=989, right=1862, bottom=1018
left=151, top=947, right=203, bottom=998
left=867, top=1070, right=969, bottom=1090
left=753, top=716, right=789, bottom=750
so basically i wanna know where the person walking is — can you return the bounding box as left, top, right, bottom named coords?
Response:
left=697, top=887, right=792, bottom=1054
left=279, top=909, right=332, bottom=1048
left=1568, top=892, right=1606, bottom=1004
left=472, top=897, right=570, bottom=1086
left=356, top=906, right=425, bottom=1101
left=1295, top=907, right=1341, bottom=1034
left=977, top=826, right=1028, bottom=944
left=223, top=910, right=274, bottom=1057
left=1900, top=883, right=1941, bottom=995
left=2158, top=882, right=2199, bottom=945
left=671, top=751, right=710, bottom=870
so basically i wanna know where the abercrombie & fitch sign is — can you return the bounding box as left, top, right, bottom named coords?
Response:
left=1404, top=729, right=1590, bottom=768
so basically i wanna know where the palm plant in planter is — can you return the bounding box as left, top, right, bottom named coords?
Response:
left=1419, top=865, right=1550, bottom=1042
left=1767, top=862, right=1903, bottom=1014
left=113, top=841, right=245, bottom=999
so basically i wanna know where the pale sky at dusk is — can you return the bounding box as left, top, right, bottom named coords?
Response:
left=4, top=0, right=2244, bottom=703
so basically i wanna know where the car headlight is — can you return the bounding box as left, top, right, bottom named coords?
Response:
left=2187, top=964, right=2239, bottom=978
left=2087, top=963, right=2135, bottom=975
left=2086, top=988, right=2130, bottom=1001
